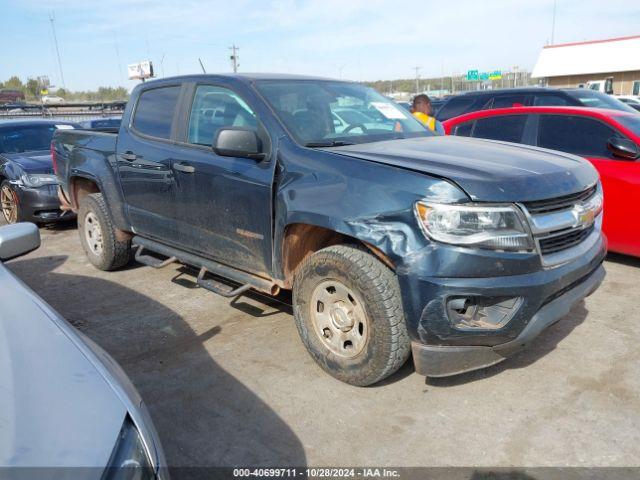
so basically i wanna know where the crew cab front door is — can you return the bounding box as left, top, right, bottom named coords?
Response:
left=167, top=83, right=275, bottom=274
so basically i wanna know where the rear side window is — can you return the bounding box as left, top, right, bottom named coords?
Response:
left=132, top=86, right=181, bottom=139
left=437, top=97, right=477, bottom=120
left=492, top=94, right=528, bottom=108
left=538, top=115, right=617, bottom=158
left=472, top=115, right=528, bottom=143
left=533, top=94, right=571, bottom=106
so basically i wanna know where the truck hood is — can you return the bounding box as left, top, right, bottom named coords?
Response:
left=2, top=151, right=53, bottom=173
left=0, top=263, right=125, bottom=471
left=331, top=136, right=598, bottom=202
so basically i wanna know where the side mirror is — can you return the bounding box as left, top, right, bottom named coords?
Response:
left=607, top=137, right=640, bottom=160
left=0, top=223, right=40, bottom=261
left=213, top=127, right=265, bottom=160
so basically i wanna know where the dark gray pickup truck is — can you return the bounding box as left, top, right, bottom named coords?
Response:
left=53, top=74, right=606, bottom=386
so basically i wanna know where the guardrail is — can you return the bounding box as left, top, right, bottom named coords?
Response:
left=0, top=101, right=126, bottom=121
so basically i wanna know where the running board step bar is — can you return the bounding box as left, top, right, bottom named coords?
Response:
left=131, top=236, right=278, bottom=297
left=197, top=267, right=252, bottom=297
left=135, top=246, right=177, bottom=269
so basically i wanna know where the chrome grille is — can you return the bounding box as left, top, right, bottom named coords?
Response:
left=523, top=185, right=597, bottom=215
left=538, top=226, right=595, bottom=255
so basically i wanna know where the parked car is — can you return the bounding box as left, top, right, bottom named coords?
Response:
left=54, top=74, right=605, bottom=385
left=616, top=96, right=640, bottom=112
left=435, top=87, right=637, bottom=121
left=79, top=117, right=122, bottom=130
left=41, top=95, right=65, bottom=105
left=0, top=222, right=167, bottom=478
left=0, top=120, right=79, bottom=224
left=0, top=89, right=25, bottom=105
left=443, top=106, right=640, bottom=257
left=332, top=107, right=394, bottom=133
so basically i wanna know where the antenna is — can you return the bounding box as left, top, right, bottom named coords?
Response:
left=198, top=58, right=206, bottom=74
left=49, top=11, right=66, bottom=89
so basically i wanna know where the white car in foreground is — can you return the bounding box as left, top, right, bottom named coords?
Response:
left=0, top=223, right=168, bottom=479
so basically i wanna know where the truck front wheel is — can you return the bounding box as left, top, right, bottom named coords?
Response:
left=78, top=193, right=131, bottom=271
left=293, top=245, right=410, bottom=386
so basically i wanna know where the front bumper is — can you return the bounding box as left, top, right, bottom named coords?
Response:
left=399, top=229, right=607, bottom=377
left=15, top=184, right=75, bottom=223
left=411, top=264, right=605, bottom=377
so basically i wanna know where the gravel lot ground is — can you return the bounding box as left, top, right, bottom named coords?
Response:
left=5, top=220, right=640, bottom=472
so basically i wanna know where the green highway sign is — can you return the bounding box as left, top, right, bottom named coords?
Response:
left=467, top=69, right=502, bottom=81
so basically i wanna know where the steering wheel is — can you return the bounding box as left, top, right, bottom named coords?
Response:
left=342, top=123, right=369, bottom=134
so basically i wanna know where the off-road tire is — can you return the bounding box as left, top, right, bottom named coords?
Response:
left=293, top=244, right=410, bottom=386
left=78, top=193, right=131, bottom=271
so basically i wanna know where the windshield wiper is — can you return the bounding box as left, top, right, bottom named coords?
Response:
left=304, top=140, right=355, bottom=147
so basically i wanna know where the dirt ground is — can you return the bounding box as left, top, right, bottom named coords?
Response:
left=6, top=220, right=640, bottom=471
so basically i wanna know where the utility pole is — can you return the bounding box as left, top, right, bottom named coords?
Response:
left=49, top=11, right=66, bottom=89
left=551, top=0, right=557, bottom=45
left=413, top=66, right=421, bottom=94
left=229, top=44, right=239, bottom=73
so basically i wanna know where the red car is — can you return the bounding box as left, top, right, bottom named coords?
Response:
left=443, top=106, right=640, bottom=257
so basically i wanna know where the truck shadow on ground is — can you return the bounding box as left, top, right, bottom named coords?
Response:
left=425, top=302, right=589, bottom=387
left=7, top=255, right=307, bottom=477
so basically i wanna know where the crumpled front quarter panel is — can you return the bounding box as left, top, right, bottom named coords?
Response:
left=273, top=138, right=468, bottom=277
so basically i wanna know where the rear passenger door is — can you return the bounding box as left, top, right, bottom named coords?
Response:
left=115, top=84, right=184, bottom=244
left=167, top=83, right=275, bottom=273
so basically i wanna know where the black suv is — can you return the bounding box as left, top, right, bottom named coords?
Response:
left=436, top=87, right=636, bottom=121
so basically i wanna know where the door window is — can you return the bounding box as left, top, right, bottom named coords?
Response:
left=633, top=80, right=640, bottom=96
left=491, top=94, right=528, bottom=108
left=453, top=121, right=474, bottom=137
left=533, top=94, right=571, bottom=106
left=471, top=115, right=528, bottom=143
left=187, top=85, right=257, bottom=146
left=436, top=97, right=478, bottom=120
left=132, top=86, right=181, bottom=139
left=538, top=115, right=618, bottom=158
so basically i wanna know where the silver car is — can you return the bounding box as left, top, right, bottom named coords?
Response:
left=0, top=223, right=168, bottom=479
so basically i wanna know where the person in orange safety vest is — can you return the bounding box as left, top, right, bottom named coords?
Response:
left=411, top=94, right=444, bottom=134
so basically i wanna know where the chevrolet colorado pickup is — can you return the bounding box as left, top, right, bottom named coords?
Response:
left=53, top=74, right=606, bottom=386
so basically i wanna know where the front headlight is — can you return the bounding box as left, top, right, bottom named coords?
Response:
left=20, top=172, right=58, bottom=188
left=415, top=201, right=533, bottom=251
left=102, top=416, right=156, bottom=480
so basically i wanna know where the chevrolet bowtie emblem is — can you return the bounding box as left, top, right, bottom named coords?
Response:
left=574, top=204, right=596, bottom=227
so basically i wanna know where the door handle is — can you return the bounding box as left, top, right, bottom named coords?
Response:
left=121, top=152, right=138, bottom=162
left=172, top=162, right=195, bottom=173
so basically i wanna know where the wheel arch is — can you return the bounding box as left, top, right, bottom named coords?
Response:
left=278, top=221, right=395, bottom=288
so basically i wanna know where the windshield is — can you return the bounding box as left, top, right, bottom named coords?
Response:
left=615, top=115, right=640, bottom=137
left=255, top=80, right=431, bottom=146
left=566, top=89, right=637, bottom=113
left=0, top=124, right=74, bottom=153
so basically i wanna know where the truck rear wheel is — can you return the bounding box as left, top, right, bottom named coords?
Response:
left=78, top=193, right=131, bottom=271
left=293, top=244, right=410, bottom=386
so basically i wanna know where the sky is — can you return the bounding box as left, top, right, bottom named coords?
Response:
left=1, top=0, right=639, bottom=91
